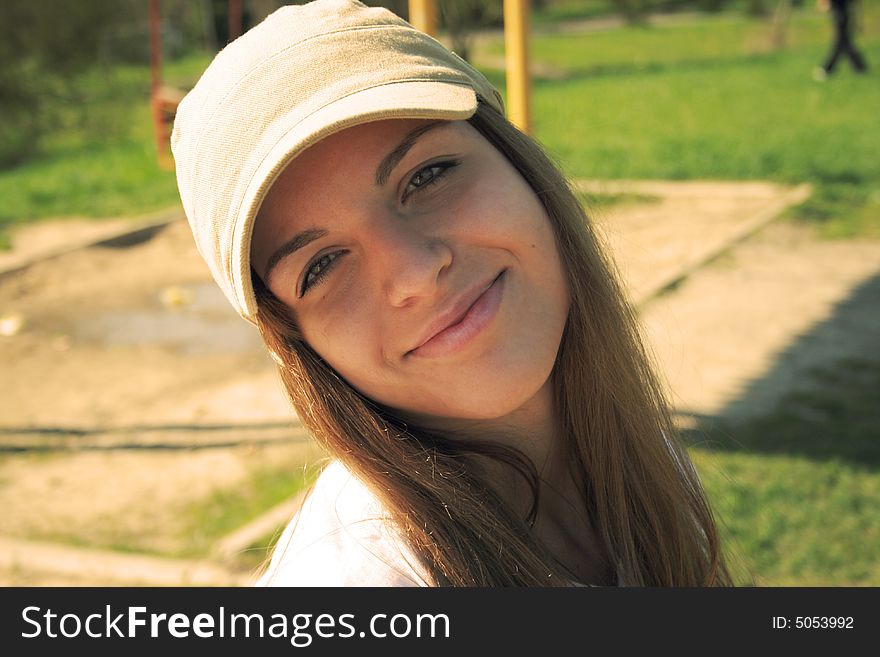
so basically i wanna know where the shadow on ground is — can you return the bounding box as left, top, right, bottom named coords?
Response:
left=682, top=271, right=880, bottom=470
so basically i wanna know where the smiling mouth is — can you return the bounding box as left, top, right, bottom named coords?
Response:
left=406, top=270, right=506, bottom=359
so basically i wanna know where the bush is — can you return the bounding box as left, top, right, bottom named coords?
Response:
left=0, top=0, right=143, bottom=168
left=0, top=64, right=43, bottom=167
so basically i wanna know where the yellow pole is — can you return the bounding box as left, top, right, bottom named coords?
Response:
left=504, top=0, right=531, bottom=134
left=408, top=0, right=438, bottom=37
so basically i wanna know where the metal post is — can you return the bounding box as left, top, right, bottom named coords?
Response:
left=771, top=0, right=792, bottom=50
left=149, top=0, right=162, bottom=95
left=148, top=0, right=168, bottom=167
left=408, top=0, right=438, bottom=37
left=503, top=0, right=531, bottom=134
left=228, top=0, right=243, bottom=42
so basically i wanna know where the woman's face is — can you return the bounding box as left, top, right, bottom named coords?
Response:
left=251, top=118, right=569, bottom=425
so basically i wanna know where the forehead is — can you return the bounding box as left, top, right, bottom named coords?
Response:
left=278, top=118, right=466, bottom=180
left=259, top=118, right=473, bottom=217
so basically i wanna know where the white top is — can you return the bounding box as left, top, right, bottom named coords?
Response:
left=256, top=459, right=626, bottom=587
left=256, top=460, right=430, bottom=586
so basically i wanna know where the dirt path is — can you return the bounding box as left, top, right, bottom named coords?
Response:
left=2, top=179, right=877, bottom=584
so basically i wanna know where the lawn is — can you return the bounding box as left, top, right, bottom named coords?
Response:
left=0, top=54, right=211, bottom=248
left=480, top=7, right=880, bottom=239
left=688, top=355, right=880, bottom=586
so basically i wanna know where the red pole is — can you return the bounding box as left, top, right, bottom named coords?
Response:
left=149, top=0, right=168, bottom=166
left=228, top=0, right=243, bottom=42
left=149, top=0, right=161, bottom=94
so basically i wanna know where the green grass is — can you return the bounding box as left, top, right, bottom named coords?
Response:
left=782, top=182, right=880, bottom=239
left=577, top=190, right=662, bottom=210
left=684, top=356, right=880, bottom=586
left=178, top=458, right=322, bottom=560
left=495, top=12, right=836, bottom=72
left=695, top=450, right=880, bottom=586
left=0, top=52, right=211, bottom=248
left=478, top=8, right=880, bottom=239
left=530, top=50, right=880, bottom=183
left=3, top=448, right=323, bottom=565
left=532, top=0, right=620, bottom=25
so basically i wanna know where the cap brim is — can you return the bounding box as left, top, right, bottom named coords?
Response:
left=231, top=80, right=480, bottom=323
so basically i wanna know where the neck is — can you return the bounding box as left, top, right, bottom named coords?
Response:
left=395, top=376, right=615, bottom=584
left=403, top=377, right=563, bottom=492
left=420, top=378, right=614, bottom=585
left=407, top=379, right=581, bottom=526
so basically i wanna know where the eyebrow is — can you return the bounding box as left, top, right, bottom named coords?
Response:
left=375, top=121, right=445, bottom=187
left=262, top=227, right=328, bottom=283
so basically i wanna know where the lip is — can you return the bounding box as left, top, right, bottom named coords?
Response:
left=406, top=270, right=506, bottom=359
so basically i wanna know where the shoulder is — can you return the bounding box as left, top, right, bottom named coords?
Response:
left=255, top=460, right=430, bottom=587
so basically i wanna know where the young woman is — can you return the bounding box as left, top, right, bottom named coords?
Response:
left=172, top=0, right=733, bottom=587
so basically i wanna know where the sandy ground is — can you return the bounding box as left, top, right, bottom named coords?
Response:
left=641, top=220, right=880, bottom=422
left=0, top=441, right=319, bottom=555
left=1, top=180, right=878, bottom=583
left=0, top=218, right=290, bottom=429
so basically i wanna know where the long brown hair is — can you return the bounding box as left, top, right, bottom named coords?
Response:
left=252, top=100, right=733, bottom=586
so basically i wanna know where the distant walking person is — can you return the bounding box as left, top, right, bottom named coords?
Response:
left=815, top=0, right=868, bottom=79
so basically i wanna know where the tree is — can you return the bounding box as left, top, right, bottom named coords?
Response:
left=610, top=0, right=648, bottom=24
left=0, top=0, right=142, bottom=167
left=437, top=0, right=504, bottom=63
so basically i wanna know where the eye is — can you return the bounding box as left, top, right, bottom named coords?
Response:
left=300, top=250, right=345, bottom=297
left=402, top=159, right=460, bottom=202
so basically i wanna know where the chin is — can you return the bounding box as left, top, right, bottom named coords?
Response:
left=400, top=371, right=555, bottom=427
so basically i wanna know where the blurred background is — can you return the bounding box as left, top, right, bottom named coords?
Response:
left=0, top=0, right=877, bottom=586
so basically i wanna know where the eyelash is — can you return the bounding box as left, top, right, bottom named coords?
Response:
left=402, top=159, right=460, bottom=202
left=299, top=159, right=460, bottom=296
left=299, top=250, right=345, bottom=297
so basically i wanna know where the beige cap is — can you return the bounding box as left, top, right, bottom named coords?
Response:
left=171, top=0, right=504, bottom=324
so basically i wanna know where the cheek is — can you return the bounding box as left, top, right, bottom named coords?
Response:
left=298, top=292, right=384, bottom=382
left=467, top=170, right=549, bottom=244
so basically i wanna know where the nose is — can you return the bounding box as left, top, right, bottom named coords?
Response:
left=366, top=213, right=453, bottom=307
